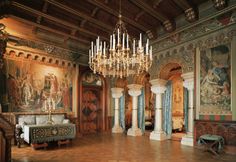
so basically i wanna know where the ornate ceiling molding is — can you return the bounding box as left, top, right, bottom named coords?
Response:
left=6, top=34, right=89, bottom=66
left=152, top=6, right=236, bottom=53
left=4, top=46, right=77, bottom=68
left=212, top=0, right=228, bottom=10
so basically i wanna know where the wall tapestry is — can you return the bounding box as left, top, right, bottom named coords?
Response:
left=4, top=58, right=74, bottom=112
left=200, top=44, right=231, bottom=113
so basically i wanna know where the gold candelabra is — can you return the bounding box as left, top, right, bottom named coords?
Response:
left=44, top=97, right=55, bottom=124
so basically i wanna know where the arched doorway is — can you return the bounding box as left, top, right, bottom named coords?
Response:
left=113, top=73, right=153, bottom=132
left=79, top=71, right=107, bottom=134
left=159, top=63, right=186, bottom=141
left=133, top=73, right=154, bottom=132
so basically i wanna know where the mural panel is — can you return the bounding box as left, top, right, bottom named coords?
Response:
left=200, top=44, right=231, bottom=114
left=3, top=58, right=74, bottom=112
left=82, top=71, right=102, bottom=86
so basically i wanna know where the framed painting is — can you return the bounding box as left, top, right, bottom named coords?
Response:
left=196, top=44, right=232, bottom=115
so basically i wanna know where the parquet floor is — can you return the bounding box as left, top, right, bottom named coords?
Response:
left=12, top=133, right=236, bottom=162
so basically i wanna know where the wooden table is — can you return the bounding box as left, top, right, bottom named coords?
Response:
left=198, top=134, right=224, bottom=156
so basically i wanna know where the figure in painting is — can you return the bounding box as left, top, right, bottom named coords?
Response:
left=49, top=74, right=58, bottom=96
left=62, top=81, right=70, bottom=111
left=7, top=74, right=19, bottom=106
left=21, top=76, right=33, bottom=106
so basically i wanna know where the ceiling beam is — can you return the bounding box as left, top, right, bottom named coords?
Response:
left=172, top=0, right=198, bottom=22
left=9, top=15, right=90, bottom=48
left=36, top=1, right=49, bottom=24
left=135, top=11, right=145, bottom=21
left=153, top=0, right=163, bottom=8
left=129, top=0, right=175, bottom=32
left=45, top=0, right=113, bottom=32
left=11, top=1, right=109, bottom=41
left=86, top=0, right=149, bottom=32
left=130, top=0, right=167, bottom=22
left=172, top=0, right=190, bottom=10
left=80, top=7, right=99, bottom=28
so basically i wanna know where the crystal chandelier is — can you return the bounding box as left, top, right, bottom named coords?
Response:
left=89, top=2, right=152, bottom=78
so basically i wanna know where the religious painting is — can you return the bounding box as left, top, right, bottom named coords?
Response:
left=82, top=71, right=102, bottom=86
left=199, top=44, right=231, bottom=114
left=3, top=58, right=75, bottom=112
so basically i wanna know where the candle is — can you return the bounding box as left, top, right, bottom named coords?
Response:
left=150, top=46, right=153, bottom=60
left=122, top=33, right=125, bottom=49
left=110, top=35, right=112, bottom=50
left=140, top=33, right=142, bottom=47
left=118, top=28, right=120, bottom=44
left=89, top=49, right=91, bottom=63
left=100, top=42, right=102, bottom=55
left=103, top=41, right=106, bottom=56
left=113, top=34, right=115, bottom=50
left=133, top=39, right=135, bottom=56
left=91, top=42, right=94, bottom=57
left=127, top=34, right=129, bottom=49
left=146, top=42, right=148, bottom=55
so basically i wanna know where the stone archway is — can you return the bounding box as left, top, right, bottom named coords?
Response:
left=159, top=63, right=182, bottom=80
left=159, top=62, right=186, bottom=140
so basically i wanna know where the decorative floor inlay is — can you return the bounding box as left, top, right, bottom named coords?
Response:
left=12, top=133, right=236, bottom=162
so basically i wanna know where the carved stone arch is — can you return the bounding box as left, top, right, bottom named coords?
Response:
left=159, top=62, right=182, bottom=80
left=150, top=55, right=183, bottom=79
left=48, top=58, right=53, bottom=63
left=149, top=48, right=194, bottom=79
left=8, top=50, right=16, bottom=57
left=133, top=72, right=150, bottom=86
left=26, top=54, right=32, bottom=59
left=18, top=52, right=24, bottom=58
left=34, top=55, right=39, bottom=61
left=55, top=59, right=59, bottom=65
left=61, top=61, right=65, bottom=66
left=41, top=57, right=46, bottom=62
left=114, top=78, right=128, bottom=88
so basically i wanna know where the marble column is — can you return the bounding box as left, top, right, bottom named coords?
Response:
left=181, top=72, right=194, bottom=146
left=111, top=88, right=124, bottom=133
left=149, top=79, right=167, bottom=141
left=127, top=84, right=143, bottom=136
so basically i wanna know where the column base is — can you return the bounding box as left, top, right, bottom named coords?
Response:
left=181, top=134, right=193, bottom=146
left=127, top=127, right=142, bottom=136
left=112, top=125, right=123, bottom=133
left=150, top=131, right=168, bottom=141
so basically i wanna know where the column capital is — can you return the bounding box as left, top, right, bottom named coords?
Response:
left=111, top=87, right=123, bottom=98
left=150, top=79, right=167, bottom=87
left=150, top=79, right=167, bottom=94
left=127, top=84, right=142, bottom=97
left=181, top=72, right=194, bottom=90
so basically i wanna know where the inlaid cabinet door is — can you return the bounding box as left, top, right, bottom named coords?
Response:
left=81, top=87, right=102, bottom=134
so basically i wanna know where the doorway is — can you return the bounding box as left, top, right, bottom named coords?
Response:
left=79, top=71, right=105, bottom=134
left=159, top=63, right=186, bottom=141
left=169, top=73, right=185, bottom=141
